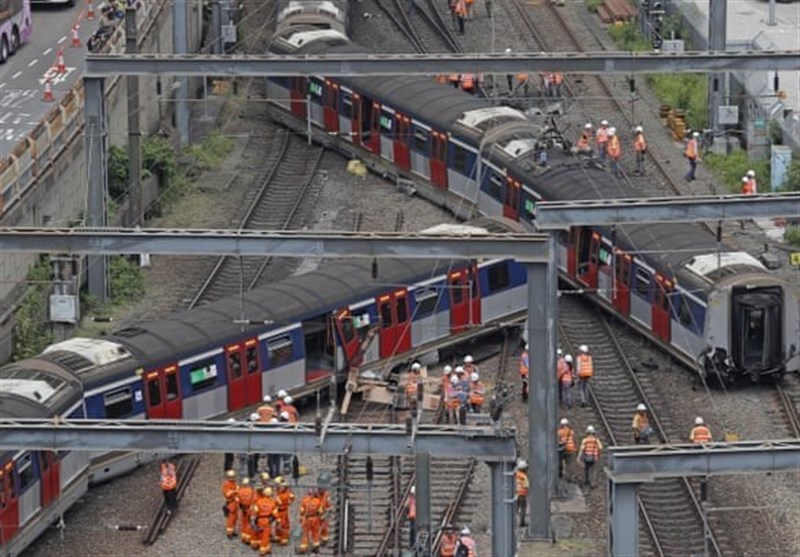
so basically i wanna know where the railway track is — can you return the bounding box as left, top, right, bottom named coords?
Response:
left=776, top=372, right=800, bottom=438
left=142, top=456, right=201, bottom=546
left=559, top=296, right=730, bottom=557
left=378, top=0, right=463, bottom=55
left=189, top=131, right=325, bottom=305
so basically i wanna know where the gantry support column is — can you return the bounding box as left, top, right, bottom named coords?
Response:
left=526, top=233, right=558, bottom=540
left=608, top=480, right=641, bottom=556
left=125, top=7, right=142, bottom=227
left=83, top=76, right=108, bottom=302
left=708, top=0, right=727, bottom=133
left=172, top=0, right=189, bottom=146
left=491, top=460, right=516, bottom=557
left=415, top=451, right=432, bottom=556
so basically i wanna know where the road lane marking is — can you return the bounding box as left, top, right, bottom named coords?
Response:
left=11, top=71, right=22, bottom=79
left=28, top=59, right=38, bottom=67
left=43, top=47, right=53, bottom=56
left=58, top=36, right=67, bottom=44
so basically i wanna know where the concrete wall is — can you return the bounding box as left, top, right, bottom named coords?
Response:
left=0, top=1, right=204, bottom=362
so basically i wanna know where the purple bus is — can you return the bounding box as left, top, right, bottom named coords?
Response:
left=0, top=0, right=32, bottom=64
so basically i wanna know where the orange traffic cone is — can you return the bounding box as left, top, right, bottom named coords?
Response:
left=56, top=50, right=66, bottom=73
left=86, top=0, right=95, bottom=20
left=71, top=25, right=81, bottom=48
left=43, top=80, right=54, bottom=102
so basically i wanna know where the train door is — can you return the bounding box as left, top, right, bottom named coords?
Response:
left=377, top=290, right=412, bottom=359
left=39, top=451, right=60, bottom=508
left=290, top=77, right=306, bottom=119
left=567, top=228, right=578, bottom=276
left=243, top=339, right=263, bottom=406
left=613, top=249, right=632, bottom=315
left=430, top=131, right=448, bottom=189
left=225, top=342, right=246, bottom=412
left=576, top=230, right=600, bottom=288
left=652, top=274, right=672, bottom=342
left=323, top=80, right=340, bottom=133
left=334, top=309, right=362, bottom=368
left=503, top=177, right=521, bottom=220
left=351, top=92, right=362, bottom=145
left=143, top=363, right=183, bottom=419
left=0, top=461, right=18, bottom=543
left=394, top=114, right=411, bottom=170
left=449, top=266, right=481, bottom=333
left=366, top=101, right=381, bottom=155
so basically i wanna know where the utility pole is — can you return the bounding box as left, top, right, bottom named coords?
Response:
left=126, top=7, right=142, bottom=227
left=707, top=0, right=727, bottom=134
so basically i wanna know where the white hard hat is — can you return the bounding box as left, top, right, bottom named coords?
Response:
left=564, top=354, right=573, bottom=363
left=560, top=418, right=569, bottom=426
left=250, top=412, right=259, bottom=421
left=280, top=411, right=290, bottom=421
left=505, top=47, right=512, bottom=53
left=693, top=131, right=700, bottom=137
left=600, top=120, right=608, bottom=126
left=269, top=417, right=279, bottom=423
left=747, top=169, right=755, bottom=177
left=450, top=374, right=459, bottom=384
left=277, top=389, right=288, bottom=398
left=444, top=365, right=453, bottom=374
left=579, top=345, right=589, bottom=353
left=742, top=176, right=749, bottom=183
left=586, top=425, right=596, bottom=434
left=263, top=395, right=272, bottom=403
left=557, top=348, right=563, bottom=356
left=463, top=355, right=474, bottom=364
left=637, top=403, right=646, bottom=412
left=635, top=126, right=643, bottom=133
left=410, top=485, right=415, bottom=494
left=411, top=362, right=421, bottom=371
left=227, top=417, right=236, bottom=423
left=517, top=459, right=528, bottom=469
left=525, top=343, right=529, bottom=351
left=608, top=127, right=616, bottom=136
left=585, top=123, right=593, bottom=129
left=455, top=365, right=465, bottom=374
left=284, top=395, right=293, bottom=404
left=461, top=527, right=471, bottom=536
left=695, top=416, right=704, bottom=425
left=470, top=372, right=479, bottom=382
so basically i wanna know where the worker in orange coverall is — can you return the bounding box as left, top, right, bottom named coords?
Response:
left=299, top=487, right=323, bottom=554
left=251, top=485, right=279, bottom=555
left=274, top=476, right=295, bottom=545
left=222, top=469, right=239, bottom=538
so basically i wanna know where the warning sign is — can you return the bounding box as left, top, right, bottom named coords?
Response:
left=790, top=253, right=800, bottom=266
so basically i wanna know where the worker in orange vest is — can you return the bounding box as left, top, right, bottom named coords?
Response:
left=160, top=458, right=178, bottom=513
left=607, top=127, right=621, bottom=177
left=519, top=344, right=529, bottom=401
left=317, top=473, right=333, bottom=545
left=465, top=0, right=475, bottom=19
left=237, top=477, right=256, bottom=545
left=515, top=459, right=529, bottom=527
left=551, top=71, right=563, bottom=96
left=557, top=353, right=574, bottom=410
left=516, top=71, right=529, bottom=96
left=577, top=425, right=603, bottom=488
left=446, top=373, right=462, bottom=424
left=257, top=395, right=275, bottom=422
left=460, top=73, right=475, bottom=93
left=557, top=418, right=576, bottom=479
left=406, top=485, right=417, bottom=549
left=251, top=485, right=279, bottom=555
left=468, top=372, right=485, bottom=413
left=440, top=526, right=459, bottom=557
left=576, top=345, right=593, bottom=407
left=452, top=0, right=467, bottom=35
left=632, top=403, right=653, bottom=444
left=746, top=169, right=758, bottom=193
left=595, top=120, right=609, bottom=162
left=281, top=395, right=299, bottom=423
left=222, top=469, right=239, bottom=538
left=633, top=126, right=647, bottom=175
left=689, top=416, right=713, bottom=443
left=684, top=131, right=700, bottom=181
left=299, top=487, right=323, bottom=554
left=576, top=123, right=593, bottom=155
left=274, top=476, right=295, bottom=545
left=449, top=73, right=460, bottom=88
left=406, top=362, right=422, bottom=410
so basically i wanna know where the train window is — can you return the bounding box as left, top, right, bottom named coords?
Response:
left=166, top=372, right=179, bottom=401
left=450, top=278, right=464, bottom=304
left=147, top=377, right=162, bottom=406
left=471, top=273, right=479, bottom=299
left=486, top=172, right=503, bottom=201
left=452, top=145, right=468, bottom=173
left=414, top=287, right=439, bottom=317
left=104, top=386, right=134, bottom=418
left=267, top=336, right=294, bottom=367
left=380, top=111, right=393, bottom=132
left=339, top=316, right=355, bottom=343
left=309, top=81, right=323, bottom=98
left=17, top=453, right=35, bottom=491
left=228, top=351, right=243, bottom=379
left=598, top=247, right=612, bottom=267
left=487, top=262, right=510, bottom=291
left=675, top=294, right=694, bottom=327
left=396, top=296, right=409, bottom=323
left=635, top=269, right=650, bottom=297
left=412, top=128, right=429, bottom=152
left=380, top=301, right=392, bottom=328
left=246, top=345, right=259, bottom=374
left=342, top=91, right=353, bottom=114
left=523, top=198, right=536, bottom=222
left=189, top=361, right=218, bottom=392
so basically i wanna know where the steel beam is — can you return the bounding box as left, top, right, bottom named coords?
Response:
left=608, top=441, right=800, bottom=482
left=84, top=51, right=800, bottom=77
left=0, top=228, right=550, bottom=261
left=0, top=420, right=517, bottom=461
left=490, top=460, right=516, bottom=557
left=533, top=193, right=800, bottom=229
left=415, top=452, right=432, bottom=556
left=83, top=77, right=108, bottom=303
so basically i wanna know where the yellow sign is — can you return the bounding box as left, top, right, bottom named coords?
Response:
left=790, top=253, right=800, bottom=266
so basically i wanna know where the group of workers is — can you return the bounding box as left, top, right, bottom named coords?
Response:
left=406, top=484, right=478, bottom=556
left=575, top=120, right=644, bottom=177
left=417, top=356, right=485, bottom=424
left=519, top=343, right=594, bottom=408
left=222, top=468, right=332, bottom=555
